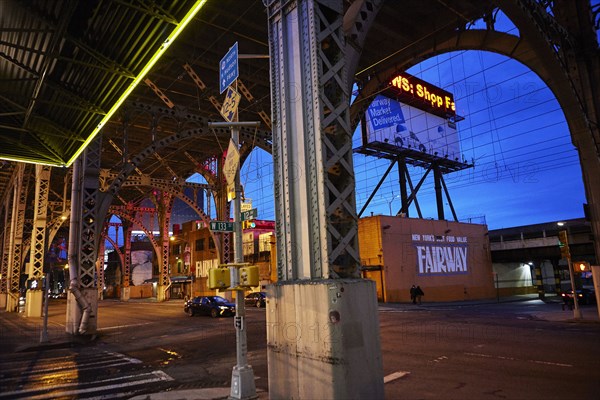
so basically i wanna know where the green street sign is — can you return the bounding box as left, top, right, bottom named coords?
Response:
left=210, top=221, right=235, bottom=232
left=241, top=208, right=258, bottom=222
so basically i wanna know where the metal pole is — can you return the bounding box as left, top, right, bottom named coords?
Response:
left=433, top=164, right=445, bottom=220
left=232, top=124, right=246, bottom=366
left=566, top=257, right=582, bottom=319
left=211, top=117, right=257, bottom=399
left=40, top=272, right=49, bottom=343
left=398, top=157, right=408, bottom=216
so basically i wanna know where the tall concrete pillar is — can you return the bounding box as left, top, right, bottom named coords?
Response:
left=265, top=0, right=383, bottom=398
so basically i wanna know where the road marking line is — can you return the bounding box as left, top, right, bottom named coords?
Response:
left=0, top=360, right=136, bottom=378
left=0, top=352, right=142, bottom=376
left=464, top=352, right=573, bottom=368
left=0, top=370, right=173, bottom=399
left=108, top=352, right=143, bottom=364
left=384, top=371, right=410, bottom=383
left=529, top=359, right=573, bottom=367
left=99, top=322, right=152, bottom=331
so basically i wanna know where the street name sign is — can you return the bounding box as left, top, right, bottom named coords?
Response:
left=210, top=221, right=234, bottom=232
left=241, top=208, right=258, bottom=221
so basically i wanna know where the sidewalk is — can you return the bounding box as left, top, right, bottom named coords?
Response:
left=378, top=293, right=600, bottom=323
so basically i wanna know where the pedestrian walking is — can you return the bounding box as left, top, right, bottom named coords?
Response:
left=415, top=285, right=424, bottom=305
left=410, top=285, right=417, bottom=304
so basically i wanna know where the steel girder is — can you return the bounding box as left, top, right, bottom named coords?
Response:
left=79, top=137, right=102, bottom=288
left=267, top=0, right=360, bottom=280
left=27, top=165, right=51, bottom=279
left=0, top=181, right=14, bottom=295
left=9, top=165, right=29, bottom=298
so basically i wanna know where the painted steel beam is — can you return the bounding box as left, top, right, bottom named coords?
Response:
left=267, top=0, right=360, bottom=280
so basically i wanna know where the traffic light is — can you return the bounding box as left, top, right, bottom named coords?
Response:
left=208, top=267, right=230, bottom=289
left=242, top=221, right=256, bottom=230
left=239, top=265, right=259, bottom=287
left=558, top=230, right=570, bottom=258
left=573, top=261, right=590, bottom=273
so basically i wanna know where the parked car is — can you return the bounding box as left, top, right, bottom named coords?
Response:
left=184, top=296, right=235, bottom=318
left=245, top=292, right=267, bottom=308
left=561, top=288, right=596, bottom=306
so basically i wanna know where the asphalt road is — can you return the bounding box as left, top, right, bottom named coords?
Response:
left=0, top=298, right=598, bottom=399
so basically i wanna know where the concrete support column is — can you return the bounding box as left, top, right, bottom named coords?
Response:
left=534, top=260, right=545, bottom=300
left=267, top=280, right=383, bottom=399
left=552, top=259, right=562, bottom=294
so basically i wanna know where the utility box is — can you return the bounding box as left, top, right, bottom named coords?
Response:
left=208, top=268, right=230, bottom=289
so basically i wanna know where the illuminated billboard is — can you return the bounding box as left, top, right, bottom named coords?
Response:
left=364, top=94, right=461, bottom=160
left=389, top=72, right=456, bottom=118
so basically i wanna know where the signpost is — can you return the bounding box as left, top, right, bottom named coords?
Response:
left=207, top=121, right=259, bottom=400
left=220, top=42, right=239, bottom=94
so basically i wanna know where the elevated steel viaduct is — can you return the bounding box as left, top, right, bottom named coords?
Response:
left=0, top=1, right=599, bottom=397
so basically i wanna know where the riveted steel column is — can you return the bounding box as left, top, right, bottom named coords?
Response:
left=265, top=1, right=383, bottom=398
left=25, top=164, right=52, bottom=317
left=0, top=183, right=13, bottom=309
left=97, top=232, right=105, bottom=300
left=267, top=0, right=360, bottom=281
left=121, top=221, right=132, bottom=301
left=7, top=164, right=28, bottom=312
left=66, top=136, right=101, bottom=335
left=157, top=191, right=174, bottom=302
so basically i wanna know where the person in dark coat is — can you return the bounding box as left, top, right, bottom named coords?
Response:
left=410, top=285, right=417, bottom=304
left=415, top=286, right=424, bottom=305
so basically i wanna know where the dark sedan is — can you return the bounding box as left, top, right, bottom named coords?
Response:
left=561, top=288, right=596, bottom=306
left=244, top=292, right=266, bottom=308
left=184, top=296, right=236, bottom=318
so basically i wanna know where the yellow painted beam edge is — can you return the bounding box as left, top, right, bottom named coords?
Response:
left=64, top=0, right=209, bottom=168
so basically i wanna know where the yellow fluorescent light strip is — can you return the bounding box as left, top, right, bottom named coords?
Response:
left=65, top=0, right=209, bottom=167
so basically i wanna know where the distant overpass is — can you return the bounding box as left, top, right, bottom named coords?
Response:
left=490, top=218, right=596, bottom=264
left=489, top=218, right=596, bottom=296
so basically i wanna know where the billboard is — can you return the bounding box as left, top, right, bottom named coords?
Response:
left=364, top=94, right=460, bottom=161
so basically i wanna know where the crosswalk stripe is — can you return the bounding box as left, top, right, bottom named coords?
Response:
left=0, top=353, right=141, bottom=377
left=0, top=370, right=173, bottom=399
